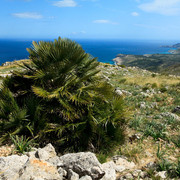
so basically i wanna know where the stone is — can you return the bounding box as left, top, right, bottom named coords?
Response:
left=0, top=155, right=28, bottom=180
left=59, top=152, right=105, bottom=179
left=79, top=175, right=92, bottom=180
left=68, top=169, right=79, bottom=180
left=140, top=102, right=146, bottom=109
left=58, top=167, right=67, bottom=177
left=18, top=158, right=62, bottom=180
left=101, top=161, right=116, bottom=180
left=145, top=162, right=157, bottom=169
left=115, top=89, right=123, bottom=96
left=37, top=143, right=57, bottom=161
left=124, top=173, right=133, bottom=179
left=155, top=171, right=167, bottom=179
left=114, top=157, right=135, bottom=170
left=132, top=169, right=142, bottom=177
left=172, top=106, right=180, bottom=114
left=161, top=112, right=180, bottom=121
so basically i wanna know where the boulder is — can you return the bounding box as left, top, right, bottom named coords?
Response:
left=18, top=158, right=62, bottom=180
left=0, top=155, right=28, bottom=180
left=101, top=161, right=116, bottom=180
left=59, top=152, right=105, bottom=180
left=37, top=143, right=57, bottom=161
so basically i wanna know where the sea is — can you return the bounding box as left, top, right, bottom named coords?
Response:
left=0, top=39, right=177, bottom=65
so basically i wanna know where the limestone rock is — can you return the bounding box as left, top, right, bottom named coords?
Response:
left=79, top=175, right=92, bottom=180
left=115, top=89, right=123, bottom=96
left=19, top=158, right=62, bottom=180
left=59, top=152, right=105, bottom=179
left=101, top=161, right=116, bottom=180
left=0, top=155, right=28, bottom=180
left=113, top=157, right=135, bottom=170
left=68, top=169, right=79, bottom=180
left=155, top=171, right=167, bottom=179
left=37, top=143, right=57, bottom=161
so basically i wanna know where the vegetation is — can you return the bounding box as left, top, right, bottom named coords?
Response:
left=0, top=37, right=126, bottom=153
left=0, top=39, right=179, bottom=178
left=115, top=54, right=180, bottom=75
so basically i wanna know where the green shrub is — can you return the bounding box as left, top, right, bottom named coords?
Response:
left=151, top=83, right=158, bottom=89
left=151, top=73, right=157, bottom=77
left=0, top=37, right=126, bottom=153
left=119, top=78, right=127, bottom=84
left=118, top=64, right=126, bottom=68
left=10, top=135, right=35, bottom=154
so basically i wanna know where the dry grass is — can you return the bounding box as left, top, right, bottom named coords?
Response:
left=125, top=75, right=180, bottom=87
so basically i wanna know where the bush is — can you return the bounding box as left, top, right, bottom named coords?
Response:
left=0, top=37, right=126, bottom=153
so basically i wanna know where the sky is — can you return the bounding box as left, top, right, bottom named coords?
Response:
left=1, top=0, right=180, bottom=40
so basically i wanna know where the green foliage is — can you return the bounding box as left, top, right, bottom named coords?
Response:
left=151, top=73, right=157, bottom=78
left=143, top=121, right=167, bottom=140
left=10, top=135, right=35, bottom=154
left=171, top=135, right=180, bottom=147
left=119, top=78, right=127, bottom=84
left=151, top=83, right=158, bottom=88
left=0, top=37, right=126, bottom=152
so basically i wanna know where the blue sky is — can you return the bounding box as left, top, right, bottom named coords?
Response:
left=1, top=0, right=180, bottom=40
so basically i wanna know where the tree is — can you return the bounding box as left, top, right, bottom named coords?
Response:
left=0, top=37, right=126, bottom=152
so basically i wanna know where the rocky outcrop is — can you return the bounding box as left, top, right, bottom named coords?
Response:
left=0, top=143, right=168, bottom=180
left=0, top=144, right=107, bottom=180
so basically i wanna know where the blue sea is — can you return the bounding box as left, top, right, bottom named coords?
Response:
left=0, top=39, right=177, bottom=65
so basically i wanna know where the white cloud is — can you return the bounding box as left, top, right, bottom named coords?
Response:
left=71, top=31, right=86, bottom=35
left=139, top=0, right=180, bottom=15
left=12, top=12, right=43, bottom=19
left=131, top=12, right=139, bottom=16
left=93, top=19, right=118, bottom=24
left=53, top=0, right=77, bottom=7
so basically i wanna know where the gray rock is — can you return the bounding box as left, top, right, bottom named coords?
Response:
left=0, top=155, right=28, bottom=180
left=59, top=152, right=105, bottom=180
left=161, top=112, right=180, bottom=121
left=58, top=167, right=67, bottom=177
left=145, top=162, right=157, bottom=169
left=115, top=89, right=123, bottom=96
left=79, top=175, right=92, bottom=180
left=19, top=157, right=62, bottom=180
left=114, top=157, right=135, bottom=170
left=101, top=161, right=116, bottom=180
left=68, top=169, right=79, bottom=180
left=37, top=143, right=57, bottom=161
left=124, top=173, right=133, bottom=179
left=155, top=171, right=167, bottom=179
left=172, top=106, right=180, bottom=114
left=132, top=169, right=142, bottom=177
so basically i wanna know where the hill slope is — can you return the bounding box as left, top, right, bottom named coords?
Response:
left=113, top=54, right=180, bottom=76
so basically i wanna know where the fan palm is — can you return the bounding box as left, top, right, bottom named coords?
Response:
left=0, top=37, right=126, bottom=152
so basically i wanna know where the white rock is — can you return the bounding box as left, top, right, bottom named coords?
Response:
left=114, top=157, right=135, bottom=170
left=19, top=158, right=62, bottom=180
left=101, top=161, right=116, bottom=180
left=0, top=155, right=28, bottom=180
left=115, top=89, right=123, bottom=96
left=155, top=171, right=167, bottom=179
left=59, top=152, right=105, bottom=179
left=79, top=175, right=92, bottom=180
left=37, top=143, right=57, bottom=161
left=68, top=169, right=79, bottom=180
left=124, top=173, right=133, bottom=179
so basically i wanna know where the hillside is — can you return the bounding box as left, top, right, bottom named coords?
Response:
left=0, top=60, right=180, bottom=179
left=113, top=54, right=180, bottom=76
